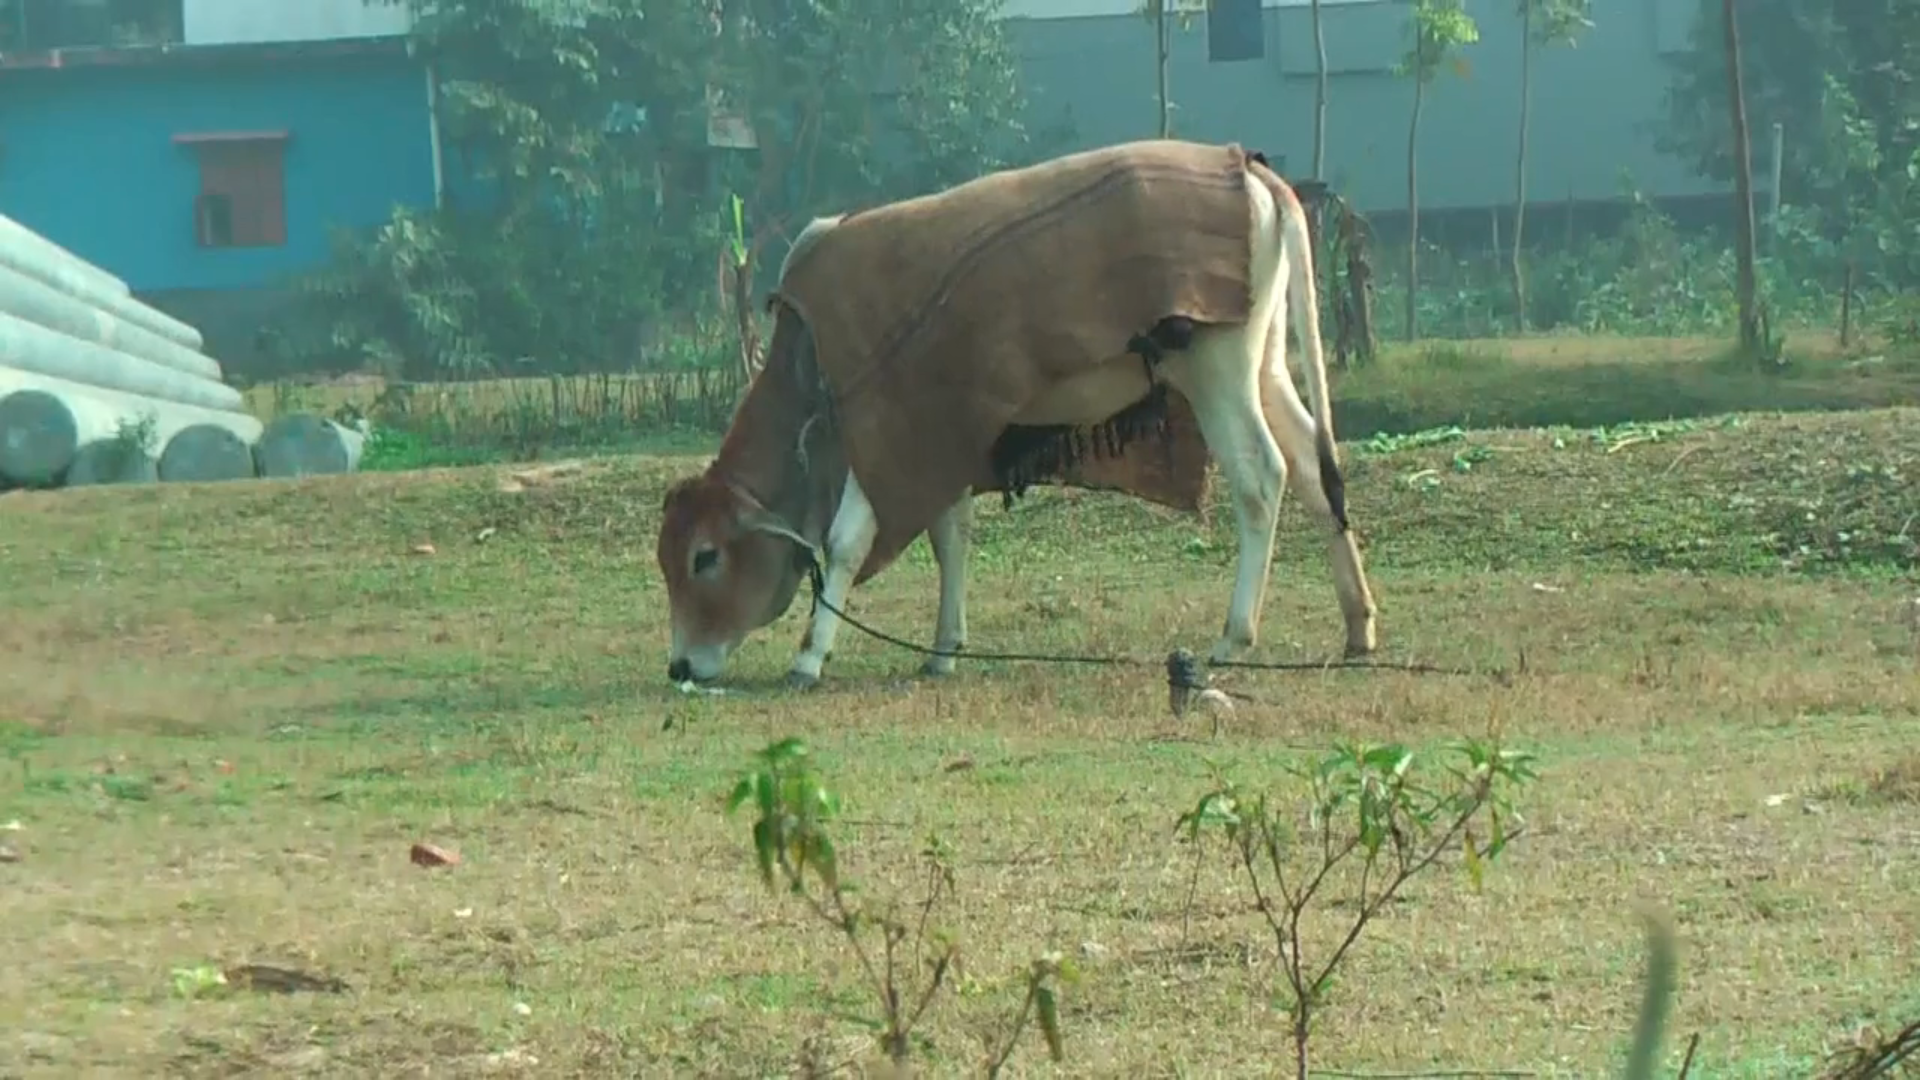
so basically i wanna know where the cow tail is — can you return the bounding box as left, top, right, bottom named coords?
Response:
left=1256, top=163, right=1348, bottom=533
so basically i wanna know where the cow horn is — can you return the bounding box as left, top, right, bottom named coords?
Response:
left=741, top=509, right=821, bottom=569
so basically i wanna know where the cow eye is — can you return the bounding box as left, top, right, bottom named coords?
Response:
left=692, top=547, right=720, bottom=575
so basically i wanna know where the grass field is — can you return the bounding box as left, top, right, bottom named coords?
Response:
left=4, top=390, right=1918, bottom=1075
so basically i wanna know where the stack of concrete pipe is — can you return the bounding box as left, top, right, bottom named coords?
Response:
left=0, top=213, right=364, bottom=489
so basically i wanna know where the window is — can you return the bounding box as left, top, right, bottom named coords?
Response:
left=174, top=132, right=288, bottom=249
left=8, top=0, right=182, bottom=51
left=1206, top=0, right=1264, bottom=62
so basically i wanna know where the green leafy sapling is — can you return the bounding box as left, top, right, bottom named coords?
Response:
left=1176, top=737, right=1538, bottom=1079
left=726, top=737, right=1075, bottom=1075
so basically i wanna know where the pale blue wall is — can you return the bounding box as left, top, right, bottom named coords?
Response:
left=0, top=50, right=436, bottom=292
left=1007, top=0, right=1717, bottom=214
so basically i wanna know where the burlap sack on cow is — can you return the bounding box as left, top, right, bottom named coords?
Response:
left=773, top=139, right=1269, bottom=582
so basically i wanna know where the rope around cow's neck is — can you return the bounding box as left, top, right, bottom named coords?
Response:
left=794, top=549, right=1514, bottom=688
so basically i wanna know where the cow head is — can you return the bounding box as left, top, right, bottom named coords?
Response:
left=657, top=472, right=815, bottom=684
left=657, top=214, right=851, bottom=684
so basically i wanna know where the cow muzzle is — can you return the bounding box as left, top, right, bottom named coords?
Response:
left=666, top=642, right=731, bottom=685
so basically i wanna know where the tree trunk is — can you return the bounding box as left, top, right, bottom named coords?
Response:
left=1405, top=75, right=1425, bottom=343
left=1156, top=0, right=1172, bottom=137
left=1721, top=0, right=1761, bottom=356
left=1511, top=5, right=1532, bottom=332
left=1311, top=0, right=1328, bottom=179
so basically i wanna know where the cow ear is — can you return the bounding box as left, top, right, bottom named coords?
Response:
left=661, top=478, right=691, bottom=514
left=661, top=470, right=716, bottom=514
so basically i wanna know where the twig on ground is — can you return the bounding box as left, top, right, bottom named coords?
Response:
left=1676, top=1032, right=1701, bottom=1078
left=1819, top=1016, right=1920, bottom=1080
left=1661, top=444, right=1705, bottom=476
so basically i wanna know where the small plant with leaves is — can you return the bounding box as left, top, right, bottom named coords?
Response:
left=1175, top=738, right=1538, bottom=1079
left=726, top=737, right=1075, bottom=1076
left=97, top=413, right=159, bottom=480
left=718, top=192, right=766, bottom=386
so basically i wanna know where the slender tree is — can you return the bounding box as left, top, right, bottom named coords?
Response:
left=1136, top=0, right=1193, bottom=136
left=1397, top=0, right=1479, bottom=343
left=1510, top=0, right=1591, bottom=330
left=1156, top=0, right=1172, bottom=135
left=1311, top=0, right=1328, bottom=178
left=1720, top=0, right=1762, bottom=357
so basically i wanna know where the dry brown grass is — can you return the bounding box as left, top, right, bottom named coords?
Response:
left=1, top=406, right=1916, bottom=1078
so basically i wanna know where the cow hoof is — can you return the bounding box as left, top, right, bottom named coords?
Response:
left=785, top=669, right=821, bottom=691
left=919, top=656, right=957, bottom=678
left=1208, top=637, right=1251, bottom=666
left=1343, top=629, right=1378, bottom=660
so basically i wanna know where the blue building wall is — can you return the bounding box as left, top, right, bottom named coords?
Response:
left=0, top=49, right=437, bottom=293
left=1007, top=0, right=1716, bottom=216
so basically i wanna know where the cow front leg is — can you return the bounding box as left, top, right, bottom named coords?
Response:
left=921, top=496, right=973, bottom=677
left=789, top=473, right=879, bottom=689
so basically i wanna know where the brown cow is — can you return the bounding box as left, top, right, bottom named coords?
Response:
left=657, top=141, right=1378, bottom=687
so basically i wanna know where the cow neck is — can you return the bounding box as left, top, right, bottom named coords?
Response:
left=710, top=351, right=820, bottom=539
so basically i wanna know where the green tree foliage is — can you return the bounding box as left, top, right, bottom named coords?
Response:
left=1509, top=0, right=1592, bottom=328
left=1657, top=0, right=1920, bottom=284
left=293, top=0, right=1046, bottom=379
left=1395, top=0, right=1480, bottom=342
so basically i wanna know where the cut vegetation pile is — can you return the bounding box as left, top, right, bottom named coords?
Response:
left=1, top=406, right=1915, bottom=1077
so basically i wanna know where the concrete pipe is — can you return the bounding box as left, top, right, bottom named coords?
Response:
left=0, top=311, right=242, bottom=412
left=0, top=214, right=128, bottom=299
left=66, top=438, right=160, bottom=486
left=255, top=413, right=366, bottom=478
left=159, top=424, right=257, bottom=483
left=0, top=363, right=262, bottom=487
left=0, top=214, right=205, bottom=353
left=0, top=263, right=224, bottom=382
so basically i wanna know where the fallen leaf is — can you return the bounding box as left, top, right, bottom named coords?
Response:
left=476, top=526, right=497, bottom=543
left=410, top=543, right=437, bottom=556
left=410, top=842, right=460, bottom=868
left=454, top=907, right=474, bottom=919
left=0, top=843, right=20, bottom=863
left=484, top=1047, right=540, bottom=1070
left=942, top=756, right=976, bottom=773
left=215, top=760, right=235, bottom=775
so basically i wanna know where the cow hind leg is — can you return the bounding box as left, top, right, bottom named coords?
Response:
left=1165, top=326, right=1287, bottom=665
left=1260, top=321, right=1378, bottom=657
left=921, top=496, right=973, bottom=677
left=789, top=472, right=880, bottom=689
